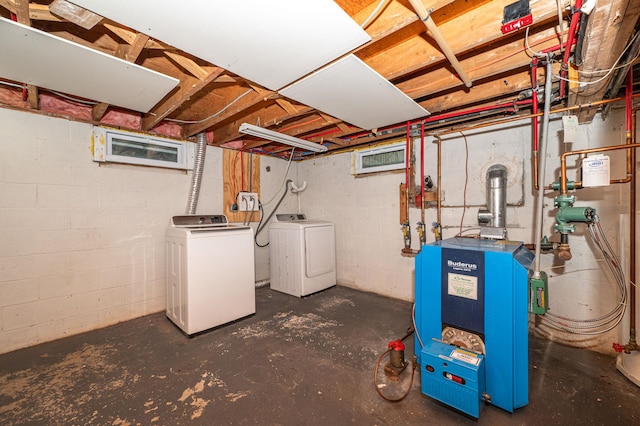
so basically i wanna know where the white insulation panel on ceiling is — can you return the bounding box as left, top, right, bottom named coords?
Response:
left=68, top=0, right=371, bottom=91
left=280, top=55, right=429, bottom=130
left=0, top=18, right=179, bottom=113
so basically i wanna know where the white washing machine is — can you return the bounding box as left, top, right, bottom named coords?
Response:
left=166, top=214, right=255, bottom=335
left=269, top=213, right=336, bottom=297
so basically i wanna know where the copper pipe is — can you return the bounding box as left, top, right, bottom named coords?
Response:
left=532, top=58, right=540, bottom=190
left=432, top=96, right=628, bottom=138
left=533, top=153, right=539, bottom=190
left=625, top=64, right=636, bottom=345
left=559, top=143, right=640, bottom=195
left=420, top=121, right=426, bottom=227
left=570, top=179, right=631, bottom=188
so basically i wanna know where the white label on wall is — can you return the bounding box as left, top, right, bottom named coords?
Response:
left=562, top=115, right=579, bottom=143
left=582, top=155, right=610, bottom=187
left=448, top=273, right=478, bottom=300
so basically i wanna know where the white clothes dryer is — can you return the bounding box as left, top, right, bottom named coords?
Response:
left=269, top=213, right=336, bottom=297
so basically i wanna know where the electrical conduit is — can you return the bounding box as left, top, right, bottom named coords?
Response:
left=533, top=58, right=554, bottom=277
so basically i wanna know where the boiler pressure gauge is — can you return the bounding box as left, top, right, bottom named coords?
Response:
left=442, top=326, right=486, bottom=355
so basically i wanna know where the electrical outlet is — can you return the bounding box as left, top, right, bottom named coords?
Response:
left=237, top=192, right=259, bottom=211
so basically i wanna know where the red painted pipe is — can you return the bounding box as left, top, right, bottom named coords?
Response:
left=424, top=99, right=532, bottom=123
left=559, top=0, right=584, bottom=97
left=405, top=121, right=411, bottom=189
left=420, top=120, right=425, bottom=207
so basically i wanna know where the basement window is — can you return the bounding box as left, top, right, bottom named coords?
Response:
left=353, top=142, right=406, bottom=175
left=92, top=127, right=194, bottom=170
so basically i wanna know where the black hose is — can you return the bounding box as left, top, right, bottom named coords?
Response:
left=373, top=350, right=416, bottom=402
left=573, top=13, right=590, bottom=67
left=254, top=179, right=293, bottom=247
left=373, top=324, right=417, bottom=402
left=400, top=325, right=415, bottom=343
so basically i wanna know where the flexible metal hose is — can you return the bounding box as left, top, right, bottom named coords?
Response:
left=541, top=220, right=627, bottom=335
left=186, top=132, right=207, bottom=214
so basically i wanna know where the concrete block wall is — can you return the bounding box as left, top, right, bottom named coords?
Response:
left=1, top=105, right=634, bottom=354
left=297, top=108, right=635, bottom=352
left=0, top=108, right=289, bottom=354
left=0, top=109, right=203, bottom=352
left=251, top=155, right=300, bottom=282
left=297, top=153, right=415, bottom=300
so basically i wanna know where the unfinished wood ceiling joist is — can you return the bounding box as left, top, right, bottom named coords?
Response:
left=0, top=0, right=637, bottom=156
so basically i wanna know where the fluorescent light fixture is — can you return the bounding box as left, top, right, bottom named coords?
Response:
left=239, top=123, right=328, bottom=153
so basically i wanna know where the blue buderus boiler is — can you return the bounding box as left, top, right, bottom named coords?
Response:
left=414, top=237, right=533, bottom=417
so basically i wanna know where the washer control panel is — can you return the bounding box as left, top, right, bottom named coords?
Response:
left=171, top=215, right=228, bottom=227
left=275, top=213, right=307, bottom=222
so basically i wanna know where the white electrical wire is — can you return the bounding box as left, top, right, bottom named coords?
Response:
left=0, top=80, right=101, bottom=106
left=48, top=89, right=99, bottom=106
left=360, top=0, right=390, bottom=29
left=554, top=30, right=640, bottom=86
left=0, top=80, right=26, bottom=89
left=524, top=26, right=549, bottom=58
left=412, top=303, right=424, bottom=349
left=165, top=89, right=253, bottom=124
left=556, top=0, right=565, bottom=56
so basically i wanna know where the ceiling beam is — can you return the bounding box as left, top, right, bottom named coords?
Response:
left=182, top=87, right=275, bottom=138
left=164, top=51, right=210, bottom=81
left=30, top=3, right=64, bottom=22
left=398, top=24, right=562, bottom=103
left=360, top=0, right=565, bottom=81
left=419, top=66, right=556, bottom=113
left=14, top=0, right=38, bottom=110
left=92, top=32, right=151, bottom=121
left=141, top=67, right=225, bottom=131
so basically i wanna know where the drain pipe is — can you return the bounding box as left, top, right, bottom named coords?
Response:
left=532, top=58, right=553, bottom=278
left=186, top=132, right=207, bottom=214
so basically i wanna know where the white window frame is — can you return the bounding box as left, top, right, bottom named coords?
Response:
left=92, top=126, right=193, bottom=170
left=353, top=141, right=406, bottom=175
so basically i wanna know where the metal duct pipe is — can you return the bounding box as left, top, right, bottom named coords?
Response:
left=186, top=132, right=207, bottom=214
left=486, top=164, right=508, bottom=228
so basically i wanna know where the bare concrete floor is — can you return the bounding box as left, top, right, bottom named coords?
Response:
left=1, top=286, right=638, bottom=425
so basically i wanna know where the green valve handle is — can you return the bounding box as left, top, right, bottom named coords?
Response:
left=551, top=180, right=577, bottom=191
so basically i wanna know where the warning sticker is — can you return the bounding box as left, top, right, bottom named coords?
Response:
left=450, top=349, right=481, bottom=366
left=447, top=273, right=478, bottom=300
